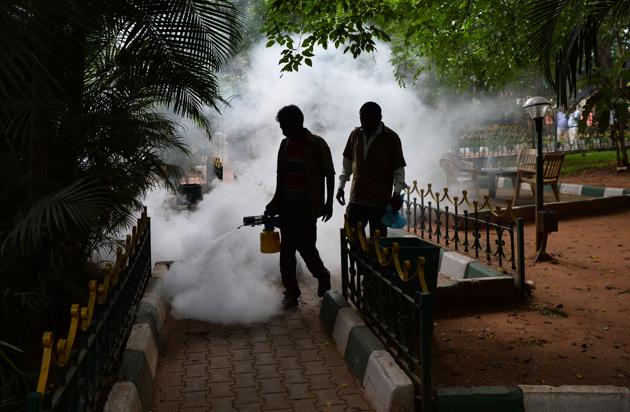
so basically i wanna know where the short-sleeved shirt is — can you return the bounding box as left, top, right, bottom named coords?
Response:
left=556, top=112, right=569, bottom=129
left=568, top=110, right=580, bottom=128
left=343, top=125, right=406, bottom=206
left=273, top=129, right=335, bottom=218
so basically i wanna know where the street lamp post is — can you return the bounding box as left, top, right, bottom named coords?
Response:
left=523, top=96, right=551, bottom=253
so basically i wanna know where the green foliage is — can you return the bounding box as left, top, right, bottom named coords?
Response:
left=263, top=0, right=393, bottom=72
left=525, top=0, right=630, bottom=107
left=0, top=0, right=243, bottom=404
left=262, top=0, right=532, bottom=90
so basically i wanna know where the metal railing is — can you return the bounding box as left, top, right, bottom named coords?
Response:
left=341, top=221, right=437, bottom=412
left=459, top=136, right=629, bottom=160
left=404, top=182, right=526, bottom=290
left=26, top=208, right=152, bottom=412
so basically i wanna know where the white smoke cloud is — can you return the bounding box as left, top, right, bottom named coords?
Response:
left=145, top=41, right=500, bottom=325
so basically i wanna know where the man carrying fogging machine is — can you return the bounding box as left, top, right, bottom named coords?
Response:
left=336, top=101, right=407, bottom=236
left=266, top=105, right=335, bottom=309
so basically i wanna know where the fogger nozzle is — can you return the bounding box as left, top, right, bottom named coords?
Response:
left=242, top=215, right=266, bottom=227
left=242, top=214, right=281, bottom=254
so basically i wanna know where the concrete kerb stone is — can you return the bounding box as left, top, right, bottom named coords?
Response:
left=320, top=293, right=414, bottom=411
left=465, top=261, right=504, bottom=279
left=103, top=268, right=171, bottom=412
left=496, top=179, right=630, bottom=199
left=332, top=307, right=365, bottom=353
left=559, top=183, right=584, bottom=195
left=103, top=382, right=143, bottom=412
left=345, top=326, right=386, bottom=384
left=439, top=251, right=475, bottom=280
left=363, top=351, right=414, bottom=412
left=603, top=187, right=625, bottom=198
left=519, top=385, right=630, bottom=412
left=125, top=323, right=159, bottom=379
left=119, top=349, right=153, bottom=411
left=581, top=185, right=606, bottom=198
left=320, top=290, right=349, bottom=335
left=436, top=386, right=524, bottom=412
left=434, top=385, right=630, bottom=412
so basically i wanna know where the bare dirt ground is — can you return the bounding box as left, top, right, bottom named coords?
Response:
left=432, top=170, right=630, bottom=388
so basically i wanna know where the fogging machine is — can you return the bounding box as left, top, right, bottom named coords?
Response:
left=242, top=213, right=281, bottom=254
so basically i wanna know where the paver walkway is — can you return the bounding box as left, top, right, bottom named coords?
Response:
left=151, top=275, right=373, bottom=411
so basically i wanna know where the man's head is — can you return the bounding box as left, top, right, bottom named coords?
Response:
left=276, top=105, right=304, bottom=139
left=359, top=102, right=382, bottom=135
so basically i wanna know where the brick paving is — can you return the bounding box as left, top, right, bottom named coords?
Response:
left=151, top=275, right=373, bottom=411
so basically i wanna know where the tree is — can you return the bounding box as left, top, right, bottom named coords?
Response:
left=526, top=0, right=630, bottom=168
left=579, top=54, right=630, bottom=168
left=526, top=0, right=630, bottom=107
left=262, top=0, right=532, bottom=91
left=0, top=0, right=243, bottom=403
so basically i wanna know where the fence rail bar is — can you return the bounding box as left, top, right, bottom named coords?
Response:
left=404, top=183, right=523, bottom=281
left=26, top=209, right=152, bottom=412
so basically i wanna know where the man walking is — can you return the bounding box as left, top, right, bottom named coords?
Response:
left=556, top=109, right=569, bottom=144
left=567, top=108, right=581, bottom=144
left=336, top=102, right=407, bottom=236
left=266, top=105, right=334, bottom=309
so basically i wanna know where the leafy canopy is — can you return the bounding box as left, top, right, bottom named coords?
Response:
left=263, top=0, right=531, bottom=90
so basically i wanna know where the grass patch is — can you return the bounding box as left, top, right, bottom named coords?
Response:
left=561, top=150, right=618, bottom=175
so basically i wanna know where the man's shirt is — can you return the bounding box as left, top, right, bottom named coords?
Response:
left=338, top=122, right=406, bottom=207
left=556, top=112, right=569, bottom=129
left=270, top=129, right=335, bottom=218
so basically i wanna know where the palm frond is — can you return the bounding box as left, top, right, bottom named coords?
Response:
left=96, top=0, right=243, bottom=123
left=527, top=0, right=630, bottom=107
left=1, top=177, right=112, bottom=257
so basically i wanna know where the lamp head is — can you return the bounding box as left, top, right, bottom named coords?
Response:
left=522, top=96, right=551, bottom=119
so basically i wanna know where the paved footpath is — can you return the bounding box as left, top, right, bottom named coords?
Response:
left=150, top=275, right=373, bottom=412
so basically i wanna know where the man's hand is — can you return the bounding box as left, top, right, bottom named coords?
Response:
left=322, top=200, right=333, bottom=222
left=390, top=193, right=403, bottom=212
left=336, top=188, right=345, bottom=206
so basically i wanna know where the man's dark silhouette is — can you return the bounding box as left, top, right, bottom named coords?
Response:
left=336, top=101, right=407, bottom=236
left=266, top=105, right=334, bottom=309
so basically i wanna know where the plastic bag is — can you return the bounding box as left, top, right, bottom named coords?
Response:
left=380, top=204, right=407, bottom=229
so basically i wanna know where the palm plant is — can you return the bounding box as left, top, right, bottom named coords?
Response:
left=526, top=0, right=629, bottom=167
left=0, top=0, right=243, bottom=403
left=579, top=54, right=630, bottom=168
left=527, top=0, right=630, bottom=106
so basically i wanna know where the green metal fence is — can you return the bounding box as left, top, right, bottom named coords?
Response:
left=340, top=224, right=438, bottom=412
left=26, top=209, right=152, bottom=412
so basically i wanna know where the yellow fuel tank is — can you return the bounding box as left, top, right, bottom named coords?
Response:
left=260, top=229, right=280, bottom=253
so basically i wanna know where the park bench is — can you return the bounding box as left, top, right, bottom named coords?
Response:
left=514, top=152, right=565, bottom=203
left=439, top=152, right=480, bottom=193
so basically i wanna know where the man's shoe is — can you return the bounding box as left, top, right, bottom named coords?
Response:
left=282, top=290, right=300, bottom=309
left=317, top=274, right=331, bottom=297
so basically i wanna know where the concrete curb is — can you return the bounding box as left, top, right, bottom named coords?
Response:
left=332, top=307, right=364, bottom=354
left=497, top=178, right=630, bottom=198
left=103, top=266, right=171, bottom=412
left=103, top=382, right=143, bottom=412
left=438, top=251, right=475, bottom=280
left=519, top=385, right=630, bottom=412
left=321, top=291, right=415, bottom=412
left=435, top=385, right=630, bottom=412
left=436, top=386, right=524, bottom=412
left=363, top=351, right=415, bottom=412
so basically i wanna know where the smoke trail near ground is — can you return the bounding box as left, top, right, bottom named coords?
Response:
left=145, top=42, right=501, bottom=325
